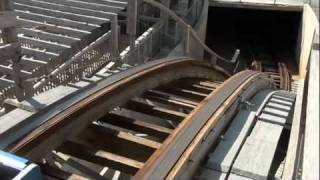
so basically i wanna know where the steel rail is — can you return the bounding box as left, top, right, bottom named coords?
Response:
left=251, top=60, right=291, bottom=91
left=8, top=57, right=228, bottom=160
left=133, top=70, right=261, bottom=179
left=168, top=87, right=278, bottom=179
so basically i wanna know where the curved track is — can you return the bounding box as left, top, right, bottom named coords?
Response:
left=7, top=57, right=229, bottom=179
left=251, top=61, right=291, bottom=90
left=6, top=57, right=285, bottom=180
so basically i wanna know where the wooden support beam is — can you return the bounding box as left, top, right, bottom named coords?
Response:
left=126, top=0, right=137, bottom=64
left=125, top=99, right=187, bottom=122
left=146, top=89, right=199, bottom=106
left=13, top=1, right=110, bottom=25
left=40, top=163, right=90, bottom=180
left=141, top=92, right=195, bottom=110
left=0, top=0, right=25, bottom=100
left=0, top=11, right=18, bottom=28
left=99, top=113, right=172, bottom=140
left=91, top=123, right=162, bottom=149
left=58, top=141, right=143, bottom=175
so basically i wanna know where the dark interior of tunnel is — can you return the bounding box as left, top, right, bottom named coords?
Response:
left=206, top=7, right=302, bottom=73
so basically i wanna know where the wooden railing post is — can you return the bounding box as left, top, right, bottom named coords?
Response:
left=0, top=0, right=26, bottom=101
left=127, top=0, right=138, bottom=64
left=111, top=14, right=119, bottom=58
left=184, top=25, right=191, bottom=56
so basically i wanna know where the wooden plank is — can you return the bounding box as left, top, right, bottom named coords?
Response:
left=30, top=0, right=124, bottom=14
left=17, top=17, right=89, bottom=39
left=125, top=100, right=187, bottom=122
left=198, top=81, right=222, bottom=88
left=99, top=113, right=172, bottom=140
left=58, top=141, right=143, bottom=174
left=73, top=125, right=155, bottom=163
left=18, top=28, right=80, bottom=46
left=133, top=96, right=192, bottom=114
left=157, top=86, right=206, bottom=101
left=19, top=34, right=71, bottom=53
left=90, top=124, right=162, bottom=149
left=141, top=92, right=196, bottom=110
left=13, top=1, right=110, bottom=25
left=75, top=0, right=127, bottom=8
left=206, top=111, right=256, bottom=172
left=41, top=164, right=90, bottom=180
left=52, top=151, right=102, bottom=179
left=146, top=89, right=199, bottom=106
left=15, top=10, right=98, bottom=32
left=21, top=47, right=58, bottom=62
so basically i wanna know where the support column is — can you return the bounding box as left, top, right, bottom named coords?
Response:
left=0, top=0, right=25, bottom=101
left=111, top=14, right=119, bottom=58
left=127, top=0, right=138, bottom=64
left=161, top=0, right=170, bottom=33
left=184, top=25, right=191, bottom=56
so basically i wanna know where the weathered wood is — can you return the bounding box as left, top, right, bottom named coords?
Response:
left=58, top=141, right=142, bottom=175
left=99, top=113, right=172, bottom=140
left=52, top=151, right=102, bottom=179
left=89, top=124, right=162, bottom=149
left=0, top=11, right=18, bottom=28
left=125, top=99, right=187, bottom=122
left=146, top=89, right=199, bottom=106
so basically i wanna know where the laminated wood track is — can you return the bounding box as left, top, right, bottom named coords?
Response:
left=7, top=57, right=232, bottom=179
left=251, top=60, right=291, bottom=90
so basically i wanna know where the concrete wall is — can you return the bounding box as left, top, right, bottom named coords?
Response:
left=298, top=4, right=318, bottom=78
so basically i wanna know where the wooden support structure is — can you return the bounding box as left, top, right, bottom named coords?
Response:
left=0, top=0, right=25, bottom=101
left=126, top=0, right=138, bottom=64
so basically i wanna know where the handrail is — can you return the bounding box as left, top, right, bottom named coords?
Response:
left=32, top=31, right=112, bottom=91
left=141, top=0, right=240, bottom=64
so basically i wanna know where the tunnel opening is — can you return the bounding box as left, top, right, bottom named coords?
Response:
left=206, top=7, right=302, bottom=74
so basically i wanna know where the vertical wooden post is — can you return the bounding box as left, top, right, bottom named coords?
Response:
left=161, top=0, right=170, bottom=34
left=127, top=0, right=138, bottom=64
left=184, top=25, right=191, bottom=56
left=111, top=14, right=119, bottom=58
left=0, top=0, right=25, bottom=101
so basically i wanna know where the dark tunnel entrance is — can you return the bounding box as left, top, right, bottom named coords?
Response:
left=206, top=7, right=302, bottom=74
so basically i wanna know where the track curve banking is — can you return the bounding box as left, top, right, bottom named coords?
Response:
left=7, top=58, right=228, bottom=178
left=6, top=58, right=279, bottom=179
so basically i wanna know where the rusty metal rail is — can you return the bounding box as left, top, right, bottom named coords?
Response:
left=4, top=58, right=275, bottom=180
left=6, top=57, right=230, bottom=179
left=251, top=61, right=291, bottom=91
